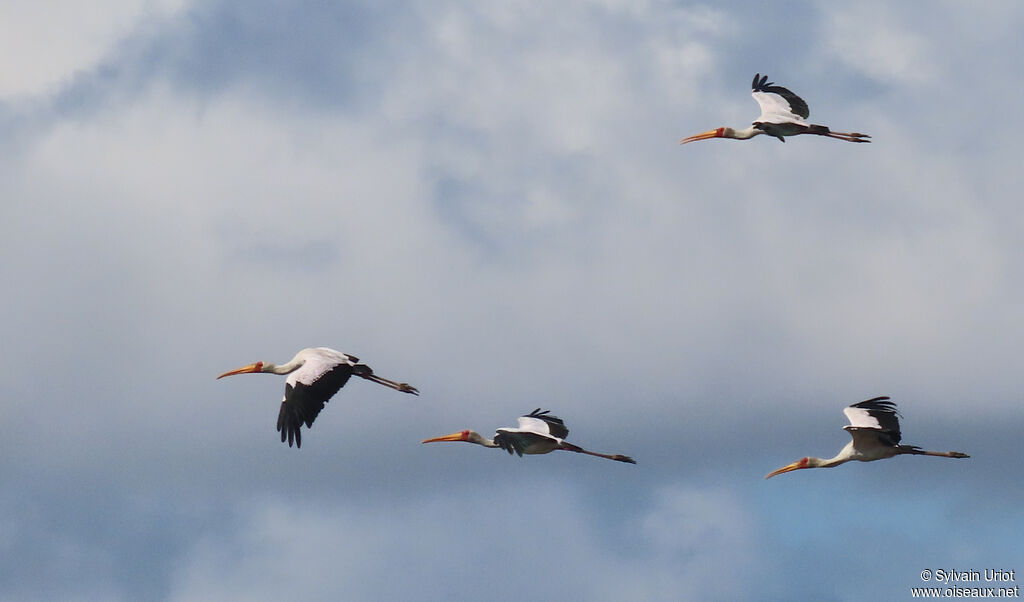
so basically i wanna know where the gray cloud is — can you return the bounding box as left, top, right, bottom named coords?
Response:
left=1, top=1, right=1022, bottom=600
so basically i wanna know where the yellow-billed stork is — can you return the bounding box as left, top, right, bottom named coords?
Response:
left=218, top=347, right=418, bottom=448
left=765, top=397, right=969, bottom=478
left=422, top=409, right=637, bottom=464
left=681, top=73, right=871, bottom=144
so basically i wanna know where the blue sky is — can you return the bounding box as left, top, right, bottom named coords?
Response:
left=1, top=1, right=1022, bottom=600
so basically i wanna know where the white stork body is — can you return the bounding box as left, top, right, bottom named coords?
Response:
left=765, top=397, right=969, bottom=478
left=422, top=409, right=637, bottom=464
left=217, top=347, right=418, bottom=448
left=680, top=73, right=871, bottom=144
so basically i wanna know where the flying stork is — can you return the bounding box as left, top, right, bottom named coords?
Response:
left=680, top=73, right=871, bottom=144
left=422, top=409, right=637, bottom=464
left=765, top=397, right=969, bottom=478
left=217, top=347, right=419, bottom=448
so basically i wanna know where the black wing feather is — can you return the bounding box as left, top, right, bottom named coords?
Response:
left=277, top=363, right=355, bottom=448
left=524, top=408, right=569, bottom=439
left=849, top=396, right=902, bottom=445
left=493, top=431, right=525, bottom=456
left=752, top=73, right=810, bottom=119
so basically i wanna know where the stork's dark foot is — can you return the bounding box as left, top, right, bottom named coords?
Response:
left=613, top=455, right=637, bottom=464
left=398, top=383, right=420, bottom=395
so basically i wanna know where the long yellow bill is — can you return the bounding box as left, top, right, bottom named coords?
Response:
left=217, top=363, right=263, bottom=379
left=421, top=432, right=467, bottom=444
left=764, top=460, right=805, bottom=479
left=680, top=129, right=723, bottom=144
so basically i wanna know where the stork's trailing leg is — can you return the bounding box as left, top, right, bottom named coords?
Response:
left=559, top=442, right=637, bottom=464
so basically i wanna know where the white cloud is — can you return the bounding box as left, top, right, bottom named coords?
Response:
left=0, top=0, right=189, bottom=98
left=168, top=482, right=762, bottom=601
left=822, top=3, right=938, bottom=84
left=633, top=485, right=760, bottom=600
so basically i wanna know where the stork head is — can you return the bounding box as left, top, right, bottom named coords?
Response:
left=217, top=361, right=265, bottom=379
left=764, top=456, right=811, bottom=479
left=421, top=430, right=473, bottom=444
left=680, top=127, right=726, bottom=144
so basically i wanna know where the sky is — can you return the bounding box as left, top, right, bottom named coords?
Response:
left=1, top=1, right=1022, bottom=600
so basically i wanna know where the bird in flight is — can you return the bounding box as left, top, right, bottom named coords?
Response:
left=681, top=73, right=871, bottom=144
left=422, top=408, right=637, bottom=464
left=218, top=347, right=418, bottom=448
left=765, top=397, right=969, bottom=478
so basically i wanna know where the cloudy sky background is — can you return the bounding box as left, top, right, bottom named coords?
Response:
left=2, top=1, right=1022, bottom=600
